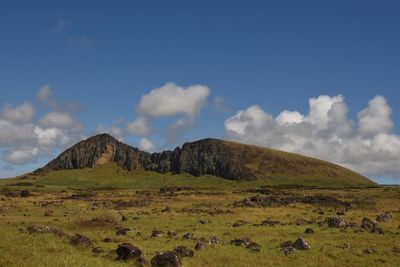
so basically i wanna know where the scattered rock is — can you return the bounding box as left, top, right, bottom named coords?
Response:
left=195, top=241, right=207, bottom=250
left=20, top=190, right=31, bottom=197
left=27, top=225, right=65, bottom=237
left=116, top=227, right=132, bottom=236
left=70, top=233, right=93, bottom=248
left=233, top=220, right=248, bottom=227
left=230, top=238, right=252, bottom=246
left=376, top=213, right=392, bottom=222
left=198, top=219, right=211, bottom=225
left=246, top=242, right=261, bottom=252
left=183, top=232, right=195, bottom=240
left=305, top=228, right=314, bottom=234
left=361, top=217, right=377, bottom=230
left=210, top=236, right=219, bottom=244
left=174, top=246, right=194, bottom=257
left=161, top=206, right=171, bottom=213
left=261, top=219, right=280, bottom=226
left=167, top=231, right=177, bottom=238
left=282, top=246, right=295, bottom=255
left=363, top=248, right=375, bottom=254
left=293, top=238, right=311, bottom=250
left=151, top=251, right=182, bottom=267
left=117, top=243, right=142, bottom=261
left=159, top=186, right=194, bottom=194
left=152, top=229, right=163, bottom=238
left=361, top=217, right=383, bottom=234
left=326, top=216, right=346, bottom=228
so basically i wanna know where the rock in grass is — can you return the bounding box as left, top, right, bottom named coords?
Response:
left=376, top=213, right=392, bottom=222
left=151, top=229, right=163, bottom=237
left=117, top=243, right=142, bottom=260
left=70, top=233, right=93, bottom=247
left=183, top=232, right=195, bottom=240
left=305, top=228, right=314, bottom=234
left=151, top=251, right=182, bottom=267
left=326, top=216, right=346, bottom=228
left=20, top=190, right=31, bottom=197
left=246, top=242, right=261, bottom=252
left=195, top=241, right=207, bottom=250
left=210, top=236, right=219, bottom=244
left=230, top=238, right=252, bottom=246
left=293, top=238, right=311, bottom=250
left=167, top=231, right=177, bottom=238
left=174, top=246, right=194, bottom=257
left=27, top=225, right=65, bottom=237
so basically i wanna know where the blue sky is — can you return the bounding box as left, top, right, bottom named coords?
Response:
left=0, top=1, right=399, bottom=184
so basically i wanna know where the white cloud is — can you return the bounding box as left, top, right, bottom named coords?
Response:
left=1, top=102, right=35, bottom=123
left=4, top=147, right=41, bottom=165
left=358, top=96, right=393, bottom=136
left=138, top=82, right=210, bottom=118
left=126, top=116, right=150, bottom=136
left=40, top=111, right=82, bottom=131
left=276, top=110, right=304, bottom=126
left=225, top=95, right=400, bottom=178
left=36, top=85, right=53, bottom=102
left=0, top=85, right=84, bottom=165
left=139, top=138, right=155, bottom=152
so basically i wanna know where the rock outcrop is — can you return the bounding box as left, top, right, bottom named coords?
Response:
left=37, top=133, right=376, bottom=184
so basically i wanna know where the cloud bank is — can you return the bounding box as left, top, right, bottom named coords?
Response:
left=0, top=86, right=83, bottom=165
left=225, top=95, right=400, bottom=178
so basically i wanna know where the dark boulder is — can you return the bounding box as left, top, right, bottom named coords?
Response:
left=117, top=243, right=142, bottom=261
left=20, top=190, right=31, bottom=197
left=195, top=241, right=207, bottom=250
left=293, top=238, right=311, bottom=250
left=70, top=233, right=93, bottom=247
left=376, top=213, right=392, bottom=222
left=174, top=246, right=194, bottom=258
left=151, top=251, right=182, bottom=267
left=326, top=216, right=346, bottom=228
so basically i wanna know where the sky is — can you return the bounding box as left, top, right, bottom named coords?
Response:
left=0, top=1, right=399, bottom=184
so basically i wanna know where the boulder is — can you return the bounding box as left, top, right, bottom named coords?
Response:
left=174, top=246, right=194, bottom=258
left=151, top=251, right=182, bottom=267
left=326, top=216, right=346, bottom=228
left=195, top=241, right=207, bottom=250
left=293, top=238, right=311, bottom=250
left=70, top=233, right=93, bottom=247
left=116, top=243, right=142, bottom=261
left=376, top=213, right=392, bottom=222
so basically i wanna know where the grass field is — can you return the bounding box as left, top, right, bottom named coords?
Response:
left=0, top=164, right=398, bottom=266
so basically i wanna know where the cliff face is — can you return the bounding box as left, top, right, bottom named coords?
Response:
left=43, top=134, right=256, bottom=180
left=41, top=133, right=374, bottom=185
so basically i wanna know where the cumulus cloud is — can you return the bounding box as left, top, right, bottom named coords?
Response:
left=0, top=85, right=83, bottom=165
left=139, top=138, right=155, bottom=152
left=40, top=111, right=82, bottom=131
left=138, top=82, right=210, bottom=118
left=2, top=102, right=35, bottom=123
left=4, top=147, right=41, bottom=165
left=225, top=95, right=400, bottom=178
left=126, top=116, right=150, bottom=136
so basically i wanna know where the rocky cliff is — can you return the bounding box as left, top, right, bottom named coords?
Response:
left=40, top=133, right=375, bottom=185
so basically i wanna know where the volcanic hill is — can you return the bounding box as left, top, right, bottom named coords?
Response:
left=35, top=134, right=375, bottom=187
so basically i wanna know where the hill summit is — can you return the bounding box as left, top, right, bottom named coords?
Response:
left=38, top=134, right=375, bottom=187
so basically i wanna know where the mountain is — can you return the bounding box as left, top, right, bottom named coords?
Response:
left=36, top=134, right=376, bottom=187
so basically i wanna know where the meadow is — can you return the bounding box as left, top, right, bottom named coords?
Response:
left=0, top=164, right=399, bottom=266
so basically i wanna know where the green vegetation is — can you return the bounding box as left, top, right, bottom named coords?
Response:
left=0, top=166, right=398, bottom=266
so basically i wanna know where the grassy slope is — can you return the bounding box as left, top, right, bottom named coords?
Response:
left=0, top=162, right=376, bottom=191
left=214, top=139, right=376, bottom=187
